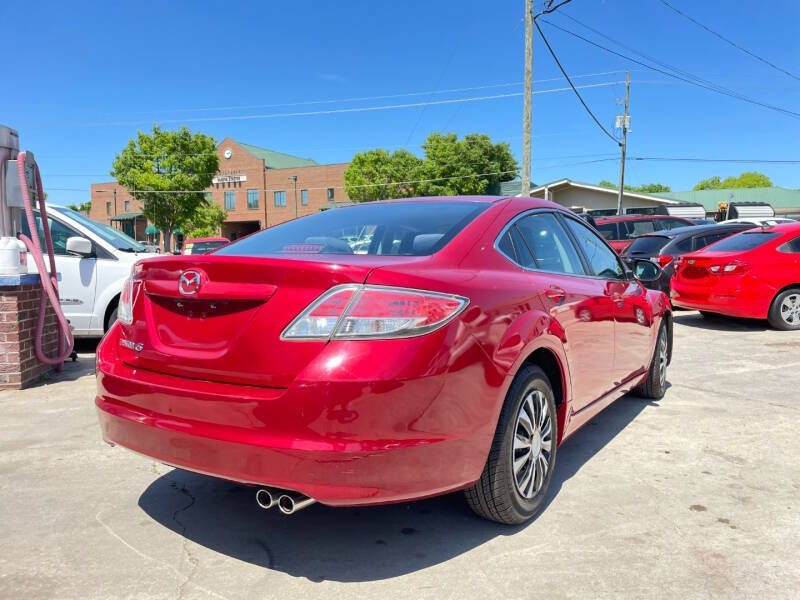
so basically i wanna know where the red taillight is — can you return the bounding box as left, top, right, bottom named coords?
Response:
left=708, top=260, right=750, bottom=275
left=282, top=285, right=469, bottom=340
left=117, top=262, right=144, bottom=325
left=654, top=254, right=674, bottom=268
left=117, top=277, right=135, bottom=324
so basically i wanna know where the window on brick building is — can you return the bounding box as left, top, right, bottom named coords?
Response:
left=274, top=190, right=287, bottom=207
left=106, top=202, right=111, bottom=215
left=301, top=189, right=309, bottom=206
left=327, top=188, right=335, bottom=200
left=247, top=189, right=259, bottom=209
left=124, top=201, right=130, bottom=212
left=224, top=191, right=236, bottom=210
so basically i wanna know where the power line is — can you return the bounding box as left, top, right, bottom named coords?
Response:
left=78, top=81, right=624, bottom=127
left=533, top=19, right=621, bottom=145
left=113, top=71, right=629, bottom=116
left=535, top=0, right=574, bottom=17
left=541, top=16, right=800, bottom=119
left=657, top=0, right=800, bottom=82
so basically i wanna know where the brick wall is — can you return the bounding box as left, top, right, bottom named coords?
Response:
left=88, top=138, right=351, bottom=247
left=0, top=285, right=59, bottom=389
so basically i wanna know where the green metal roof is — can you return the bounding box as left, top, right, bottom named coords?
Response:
left=110, top=212, right=144, bottom=221
left=145, top=224, right=158, bottom=235
left=653, top=187, right=800, bottom=212
left=235, top=141, right=318, bottom=169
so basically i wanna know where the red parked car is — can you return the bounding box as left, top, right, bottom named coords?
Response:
left=594, top=215, right=694, bottom=254
left=671, top=222, right=800, bottom=330
left=95, top=197, right=672, bottom=524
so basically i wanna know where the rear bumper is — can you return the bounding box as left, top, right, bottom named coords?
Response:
left=95, top=325, right=499, bottom=506
left=670, top=279, right=768, bottom=318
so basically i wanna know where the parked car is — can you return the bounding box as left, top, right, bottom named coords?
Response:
left=671, top=222, right=800, bottom=330
left=23, top=205, right=159, bottom=336
left=95, top=197, right=672, bottom=524
left=182, top=236, right=229, bottom=255
left=621, top=222, right=755, bottom=295
left=723, top=217, right=795, bottom=226
left=594, top=215, right=694, bottom=254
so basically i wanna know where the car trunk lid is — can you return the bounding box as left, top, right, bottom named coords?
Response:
left=119, top=255, right=379, bottom=388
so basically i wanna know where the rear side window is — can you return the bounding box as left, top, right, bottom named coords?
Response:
left=217, top=201, right=488, bottom=257
left=626, top=235, right=670, bottom=255
left=659, top=218, right=691, bottom=231
left=515, top=213, right=585, bottom=275
left=778, top=236, right=800, bottom=253
left=704, top=231, right=781, bottom=252
left=595, top=222, right=618, bottom=240
left=671, top=237, right=693, bottom=254
left=692, top=232, right=728, bottom=251
left=627, top=220, right=657, bottom=237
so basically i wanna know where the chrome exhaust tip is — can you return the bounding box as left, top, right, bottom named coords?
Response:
left=255, top=488, right=277, bottom=510
left=277, top=492, right=316, bottom=515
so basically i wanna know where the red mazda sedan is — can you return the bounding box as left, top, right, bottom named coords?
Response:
left=96, top=197, right=672, bottom=524
left=671, top=222, right=800, bottom=330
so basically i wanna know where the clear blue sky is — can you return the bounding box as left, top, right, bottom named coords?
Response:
left=2, top=0, right=798, bottom=206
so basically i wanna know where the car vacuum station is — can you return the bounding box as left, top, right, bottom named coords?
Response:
left=0, top=124, right=74, bottom=388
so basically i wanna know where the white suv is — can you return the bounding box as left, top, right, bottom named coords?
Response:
left=23, top=205, right=159, bottom=337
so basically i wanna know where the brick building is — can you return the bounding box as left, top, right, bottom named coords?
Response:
left=89, top=138, right=350, bottom=248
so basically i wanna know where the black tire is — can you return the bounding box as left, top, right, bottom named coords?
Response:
left=632, top=323, right=668, bottom=399
left=105, top=307, right=118, bottom=332
left=465, top=365, right=557, bottom=525
left=768, top=288, right=800, bottom=331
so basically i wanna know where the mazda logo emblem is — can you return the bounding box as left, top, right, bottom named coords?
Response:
left=179, top=270, right=202, bottom=295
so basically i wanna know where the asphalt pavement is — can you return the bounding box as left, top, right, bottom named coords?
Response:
left=1, top=313, right=799, bottom=599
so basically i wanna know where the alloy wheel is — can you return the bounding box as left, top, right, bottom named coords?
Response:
left=780, top=293, right=800, bottom=326
left=658, top=329, right=668, bottom=387
left=512, top=389, right=553, bottom=499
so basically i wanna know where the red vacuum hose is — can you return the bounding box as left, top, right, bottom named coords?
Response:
left=16, top=151, right=74, bottom=366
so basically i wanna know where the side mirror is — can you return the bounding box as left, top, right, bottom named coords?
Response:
left=632, top=258, right=662, bottom=282
left=66, top=236, right=93, bottom=257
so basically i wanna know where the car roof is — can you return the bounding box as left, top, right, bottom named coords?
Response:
left=637, top=223, right=754, bottom=239
left=594, top=214, right=686, bottom=223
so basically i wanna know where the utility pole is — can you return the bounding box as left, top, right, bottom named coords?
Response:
left=522, top=0, right=533, bottom=196
left=289, top=175, right=298, bottom=218
left=615, top=71, right=630, bottom=216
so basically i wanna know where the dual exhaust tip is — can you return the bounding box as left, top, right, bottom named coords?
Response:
left=256, top=488, right=316, bottom=515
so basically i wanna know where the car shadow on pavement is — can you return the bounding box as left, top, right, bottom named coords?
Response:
left=137, top=395, right=652, bottom=582
left=672, top=312, right=769, bottom=332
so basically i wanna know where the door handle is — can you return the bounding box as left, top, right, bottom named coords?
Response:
left=545, top=286, right=566, bottom=304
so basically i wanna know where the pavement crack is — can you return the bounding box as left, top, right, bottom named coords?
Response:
left=170, top=483, right=199, bottom=600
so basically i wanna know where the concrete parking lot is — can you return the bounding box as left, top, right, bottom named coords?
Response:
left=1, top=313, right=799, bottom=600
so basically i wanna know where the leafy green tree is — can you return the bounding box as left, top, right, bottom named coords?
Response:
left=111, top=125, right=219, bottom=252
left=598, top=181, right=671, bottom=193
left=343, top=149, right=424, bottom=202
left=693, top=172, right=772, bottom=190
left=693, top=176, right=723, bottom=190
left=344, top=132, right=518, bottom=201
left=67, top=200, right=92, bottom=213
left=417, top=133, right=518, bottom=196
left=721, top=171, right=772, bottom=188
left=185, top=201, right=227, bottom=238
left=630, top=183, right=671, bottom=193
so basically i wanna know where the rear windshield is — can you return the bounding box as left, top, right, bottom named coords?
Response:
left=216, top=201, right=488, bottom=257
left=706, top=231, right=781, bottom=252
left=625, top=235, right=670, bottom=255
left=188, top=241, right=227, bottom=254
